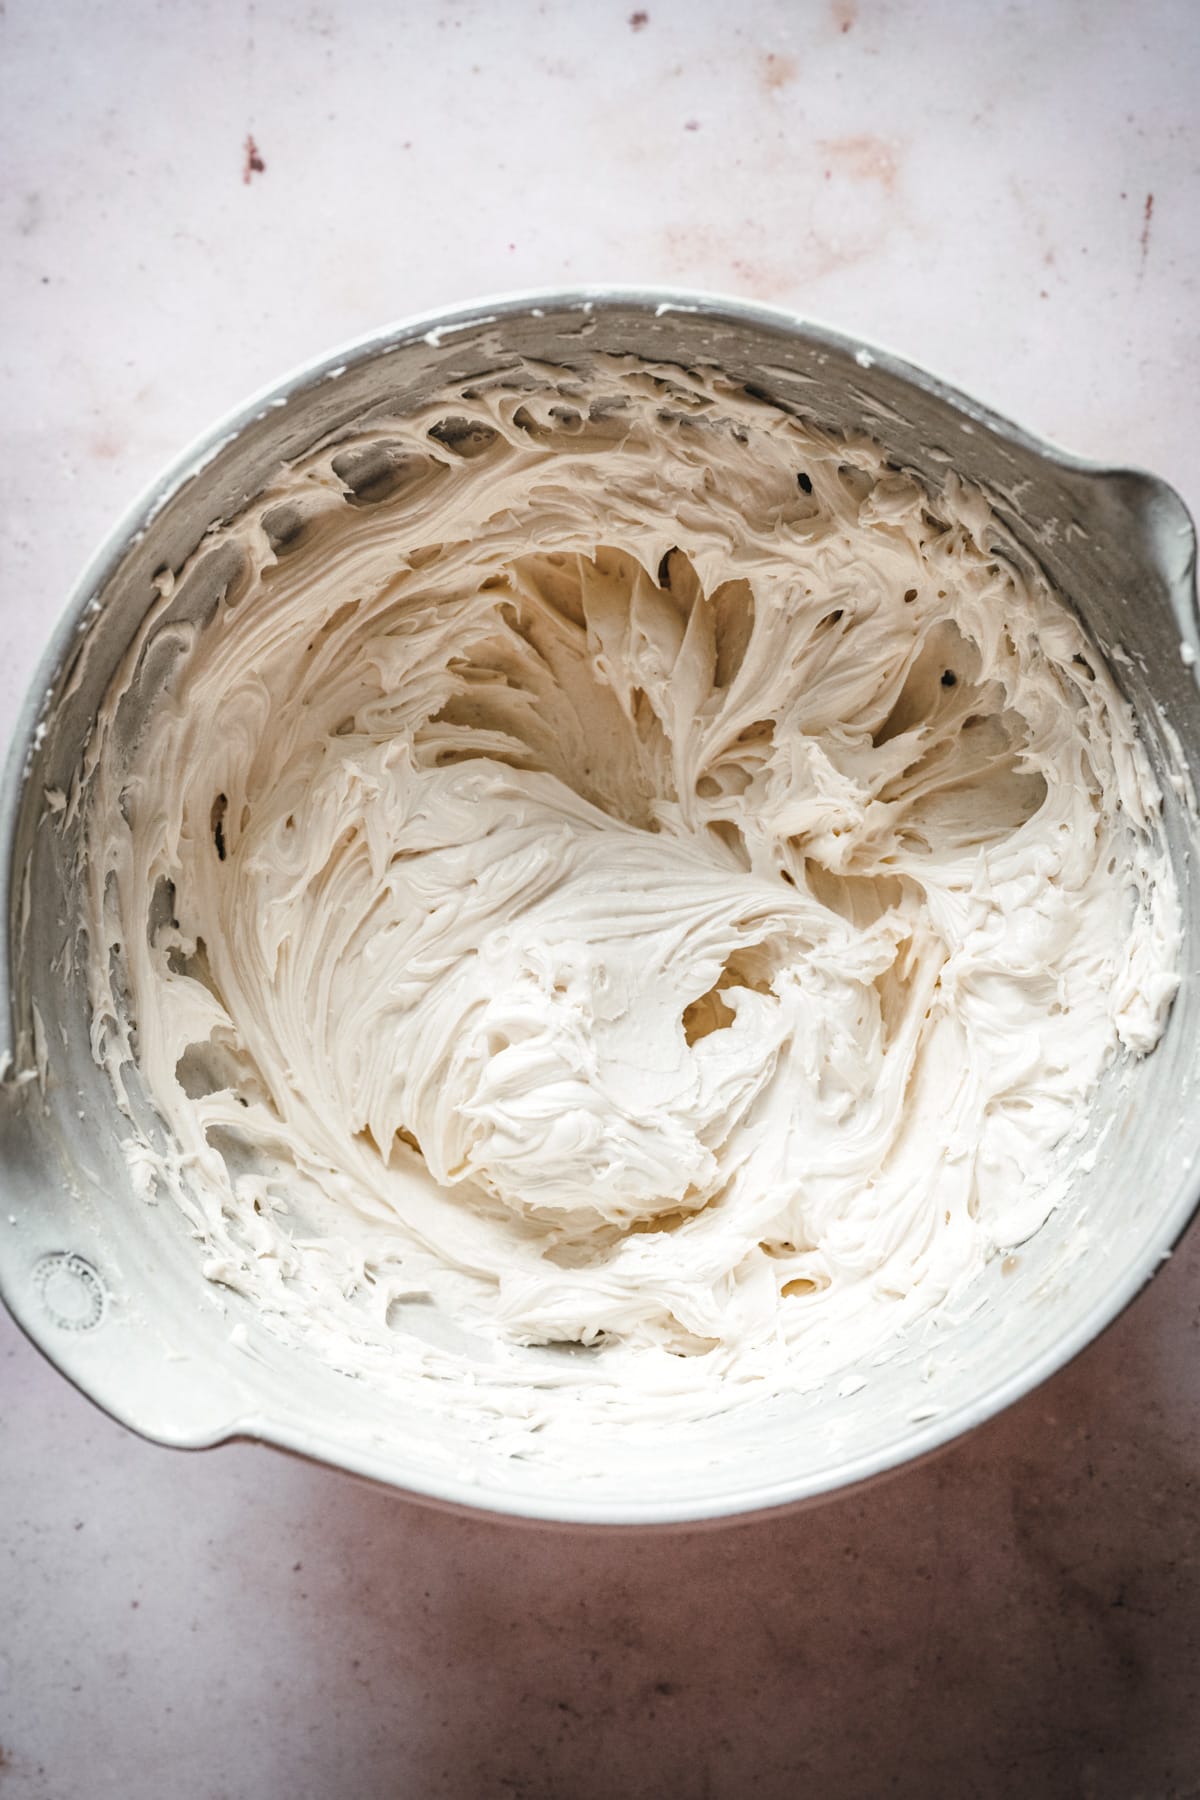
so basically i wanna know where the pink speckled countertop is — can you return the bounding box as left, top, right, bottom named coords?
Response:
left=2, top=2, right=1198, bottom=1794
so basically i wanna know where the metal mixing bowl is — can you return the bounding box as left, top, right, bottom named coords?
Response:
left=2, top=290, right=1197, bottom=1525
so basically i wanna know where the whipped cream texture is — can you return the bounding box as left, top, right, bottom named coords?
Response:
left=84, top=357, right=1181, bottom=1438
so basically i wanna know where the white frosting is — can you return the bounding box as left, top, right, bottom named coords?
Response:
left=83, top=357, right=1181, bottom=1444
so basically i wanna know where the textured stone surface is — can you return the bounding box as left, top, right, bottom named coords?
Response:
left=2, top=1, right=1198, bottom=1793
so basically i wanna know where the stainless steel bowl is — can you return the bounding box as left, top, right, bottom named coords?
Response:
left=2, top=289, right=1197, bottom=1525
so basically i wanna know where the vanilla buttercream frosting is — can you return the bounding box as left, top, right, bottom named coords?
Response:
left=82, top=356, right=1181, bottom=1441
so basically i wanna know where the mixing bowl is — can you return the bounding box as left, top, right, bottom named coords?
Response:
left=2, top=290, right=1197, bottom=1525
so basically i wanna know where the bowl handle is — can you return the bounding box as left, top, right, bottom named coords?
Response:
left=0, top=1082, right=255, bottom=1452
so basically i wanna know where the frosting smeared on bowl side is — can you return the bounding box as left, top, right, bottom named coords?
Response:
left=84, top=357, right=1181, bottom=1439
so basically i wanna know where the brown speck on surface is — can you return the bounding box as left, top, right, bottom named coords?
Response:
left=684, top=118, right=700, bottom=131
left=243, top=133, right=266, bottom=184
left=820, top=133, right=898, bottom=191
left=1140, top=191, right=1154, bottom=267
left=628, top=8, right=649, bottom=27
left=831, top=0, right=857, bottom=30
left=761, top=51, right=799, bottom=92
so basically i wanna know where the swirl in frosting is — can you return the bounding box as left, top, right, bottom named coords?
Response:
left=85, top=357, right=1180, bottom=1435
